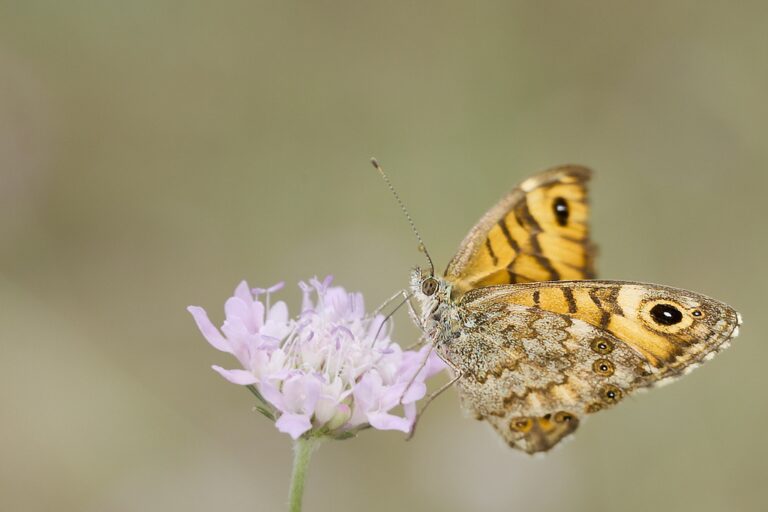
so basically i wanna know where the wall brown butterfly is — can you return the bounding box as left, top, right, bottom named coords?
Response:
left=376, top=161, right=741, bottom=454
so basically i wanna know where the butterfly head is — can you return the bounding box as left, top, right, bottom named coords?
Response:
left=410, top=266, right=452, bottom=312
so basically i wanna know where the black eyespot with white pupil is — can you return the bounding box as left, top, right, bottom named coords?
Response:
left=601, top=385, right=623, bottom=403
left=650, top=303, right=683, bottom=325
left=591, top=338, right=614, bottom=355
left=421, top=277, right=439, bottom=296
left=553, top=197, right=569, bottom=226
left=592, top=359, right=614, bottom=376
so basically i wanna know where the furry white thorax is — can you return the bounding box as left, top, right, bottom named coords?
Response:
left=409, top=268, right=462, bottom=350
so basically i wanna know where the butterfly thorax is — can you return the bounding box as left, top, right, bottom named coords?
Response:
left=410, top=268, right=518, bottom=382
left=410, top=269, right=464, bottom=347
left=410, top=269, right=457, bottom=342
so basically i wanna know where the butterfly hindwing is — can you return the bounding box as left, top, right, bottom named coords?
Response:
left=495, top=413, right=581, bottom=454
left=444, top=165, right=595, bottom=297
left=446, top=301, right=652, bottom=452
left=445, top=286, right=739, bottom=453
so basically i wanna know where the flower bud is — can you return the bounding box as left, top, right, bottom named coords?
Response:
left=325, top=403, right=351, bottom=431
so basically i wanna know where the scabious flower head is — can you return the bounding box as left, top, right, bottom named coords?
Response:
left=188, top=277, right=445, bottom=440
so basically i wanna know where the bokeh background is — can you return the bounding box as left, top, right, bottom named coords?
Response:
left=2, top=2, right=766, bottom=511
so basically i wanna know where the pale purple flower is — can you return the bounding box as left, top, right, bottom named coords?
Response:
left=188, top=277, right=445, bottom=440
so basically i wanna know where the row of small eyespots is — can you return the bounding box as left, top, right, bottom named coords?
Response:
left=510, top=411, right=575, bottom=432
left=590, top=338, right=624, bottom=408
left=586, top=385, right=624, bottom=413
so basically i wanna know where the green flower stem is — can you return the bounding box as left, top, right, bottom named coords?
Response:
left=288, top=436, right=322, bottom=512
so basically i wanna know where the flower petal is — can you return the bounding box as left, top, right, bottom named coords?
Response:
left=275, top=413, right=312, bottom=439
left=314, top=396, right=338, bottom=424
left=211, top=365, right=257, bottom=385
left=423, top=350, right=448, bottom=377
left=367, top=411, right=411, bottom=432
left=401, top=381, right=427, bottom=404
left=257, top=380, right=285, bottom=410
left=281, top=374, right=322, bottom=414
left=234, top=281, right=252, bottom=303
left=221, top=316, right=254, bottom=367
left=187, top=306, right=231, bottom=353
left=403, top=401, right=417, bottom=424
left=225, top=296, right=250, bottom=323
left=267, top=301, right=288, bottom=326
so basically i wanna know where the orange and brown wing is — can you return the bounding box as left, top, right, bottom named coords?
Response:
left=453, top=282, right=740, bottom=453
left=444, top=165, right=595, bottom=297
left=463, top=281, right=741, bottom=376
left=498, top=413, right=580, bottom=454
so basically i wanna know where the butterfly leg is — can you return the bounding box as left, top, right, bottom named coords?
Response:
left=405, top=291, right=426, bottom=332
left=406, top=371, right=463, bottom=441
left=373, top=290, right=416, bottom=342
left=402, top=291, right=432, bottom=349
left=404, top=337, right=429, bottom=350
left=375, top=289, right=410, bottom=315
left=375, top=289, right=430, bottom=349
left=399, top=342, right=436, bottom=404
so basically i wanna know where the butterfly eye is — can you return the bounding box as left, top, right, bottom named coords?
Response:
left=421, top=277, right=439, bottom=296
left=554, top=411, right=574, bottom=423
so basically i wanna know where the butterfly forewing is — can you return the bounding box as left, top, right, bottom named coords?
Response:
left=444, top=166, right=595, bottom=297
left=465, top=281, right=740, bottom=375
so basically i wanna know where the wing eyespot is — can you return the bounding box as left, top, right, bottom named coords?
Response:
left=443, top=166, right=594, bottom=294
left=510, top=418, right=533, bottom=432
left=591, top=338, right=614, bottom=355
left=553, top=197, right=569, bottom=226
left=592, top=359, right=615, bottom=377
left=650, top=303, right=683, bottom=325
left=601, top=385, right=623, bottom=404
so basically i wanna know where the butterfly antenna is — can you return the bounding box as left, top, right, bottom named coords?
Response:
left=370, top=158, right=435, bottom=276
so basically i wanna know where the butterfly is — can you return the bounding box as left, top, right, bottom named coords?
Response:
left=376, top=162, right=742, bottom=454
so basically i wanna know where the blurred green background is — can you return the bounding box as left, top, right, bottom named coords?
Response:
left=1, top=2, right=766, bottom=511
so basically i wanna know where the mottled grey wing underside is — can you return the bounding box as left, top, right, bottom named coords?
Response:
left=443, top=303, right=649, bottom=453
left=441, top=283, right=740, bottom=453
